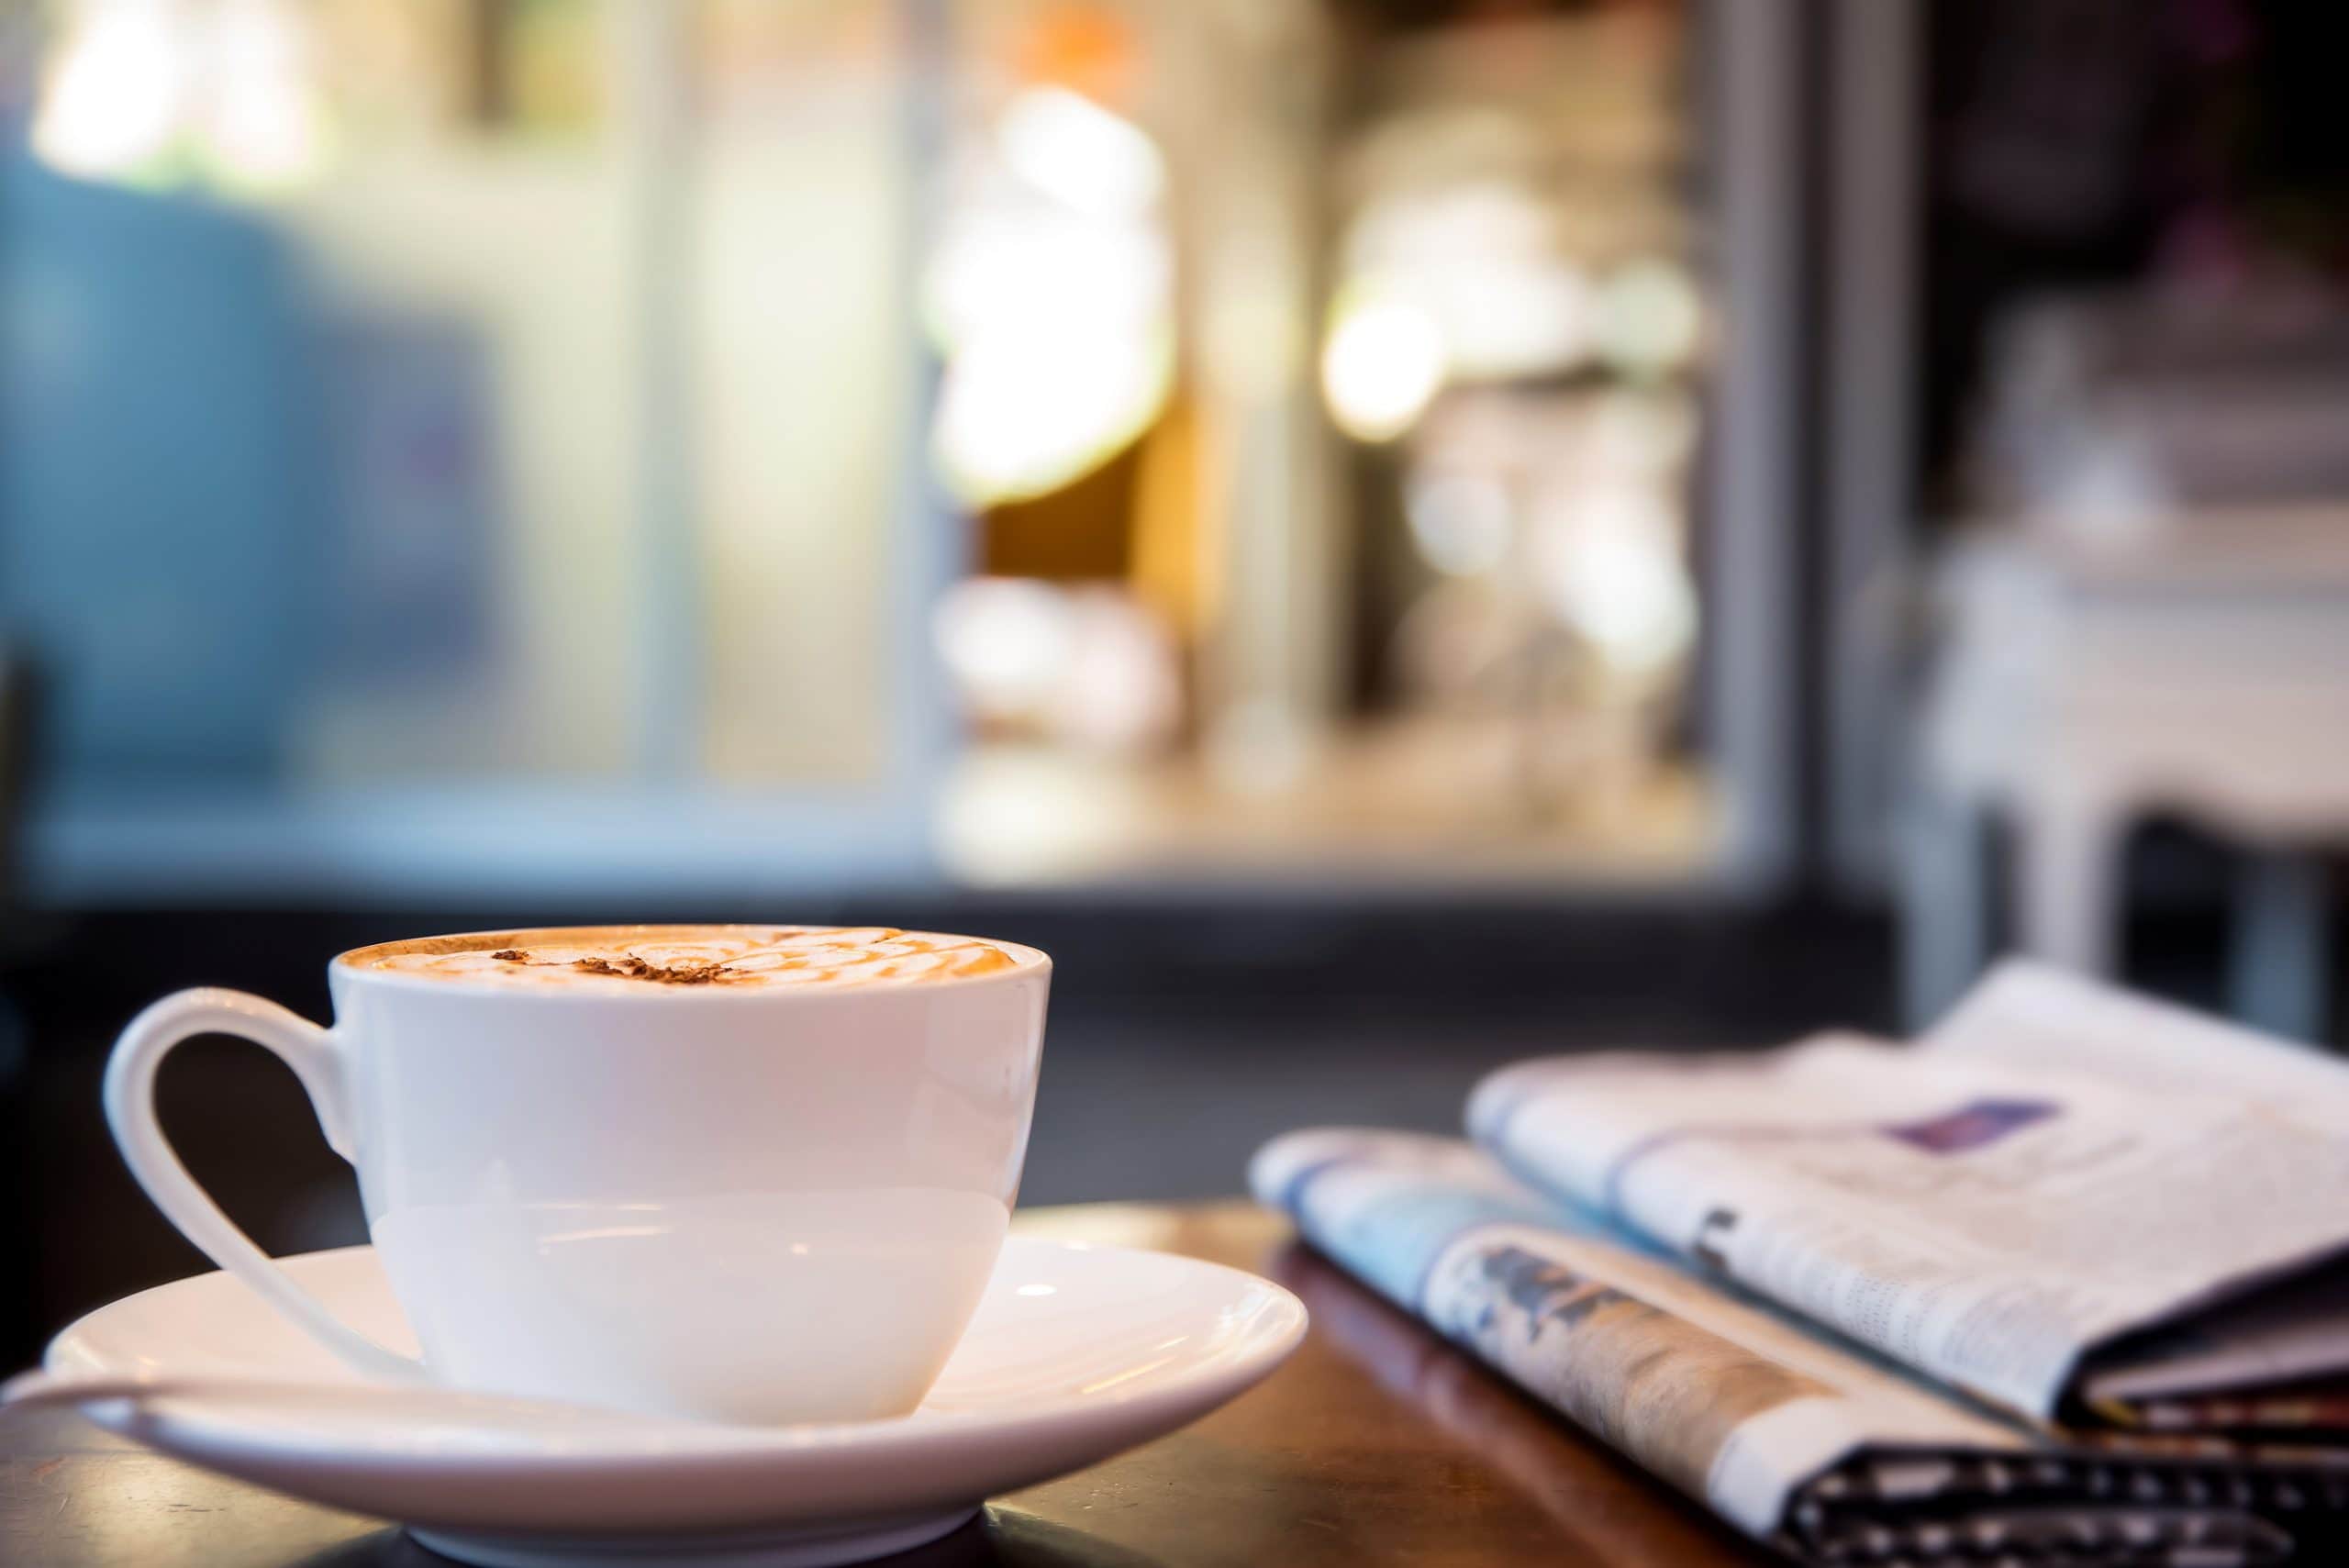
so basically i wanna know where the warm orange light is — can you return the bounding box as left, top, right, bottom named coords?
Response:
left=1016, top=2, right=1138, bottom=107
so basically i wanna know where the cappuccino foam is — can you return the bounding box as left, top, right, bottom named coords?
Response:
left=359, top=927, right=1023, bottom=991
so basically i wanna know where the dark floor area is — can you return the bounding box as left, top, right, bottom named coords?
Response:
left=0, top=896, right=1898, bottom=1365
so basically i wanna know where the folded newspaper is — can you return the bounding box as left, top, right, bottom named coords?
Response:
left=1251, top=963, right=2349, bottom=1566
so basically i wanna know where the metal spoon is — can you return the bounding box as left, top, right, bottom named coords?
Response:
left=1, top=1366, right=735, bottom=1438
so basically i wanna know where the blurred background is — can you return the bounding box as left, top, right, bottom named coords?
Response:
left=4, top=0, right=2348, bottom=1363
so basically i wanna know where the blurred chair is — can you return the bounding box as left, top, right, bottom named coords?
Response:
left=1904, top=509, right=2349, bottom=1040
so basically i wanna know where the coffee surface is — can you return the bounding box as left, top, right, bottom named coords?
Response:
left=360, top=927, right=1023, bottom=990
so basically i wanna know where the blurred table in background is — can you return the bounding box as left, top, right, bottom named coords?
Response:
left=0, top=1203, right=1758, bottom=1568
left=1907, top=510, right=2349, bottom=1040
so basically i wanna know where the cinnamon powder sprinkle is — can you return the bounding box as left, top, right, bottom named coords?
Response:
left=571, top=954, right=730, bottom=985
left=490, top=946, right=729, bottom=984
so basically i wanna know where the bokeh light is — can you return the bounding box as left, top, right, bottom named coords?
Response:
left=1592, top=258, right=1704, bottom=376
left=1322, top=285, right=1446, bottom=443
left=997, top=85, right=1166, bottom=218
left=933, top=577, right=1076, bottom=724
left=1405, top=471, right=1513, bottom=577
left=32, top=0, right=328, bottom=193
left=926, top=87, right=1174, bottom=506
left=1530, top=484, right=1695, bottom=676
left=1341, top=182, right=1592, bottom=382
left=31, top=1, right=188, bottom=178
left=932, top=578, right=1179, bottom=756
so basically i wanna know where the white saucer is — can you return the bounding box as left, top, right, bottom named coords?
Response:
left=43, top=1238, right=1307, bottom=1567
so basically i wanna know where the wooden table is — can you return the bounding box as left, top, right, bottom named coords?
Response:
left=1, top=1204, right=1759, bottom=1567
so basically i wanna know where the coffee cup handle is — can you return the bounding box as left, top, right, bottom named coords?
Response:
left=105, top=988, right=429, bottom=1385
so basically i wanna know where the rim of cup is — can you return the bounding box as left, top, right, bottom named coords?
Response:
left=333, top=925, right=1053, bottom=1002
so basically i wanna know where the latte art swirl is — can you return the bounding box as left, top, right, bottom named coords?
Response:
left=363, top=927, right=1024, bottom=990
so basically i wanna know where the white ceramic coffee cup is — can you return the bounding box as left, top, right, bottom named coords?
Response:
left=104, top=927, right=1050, bottom=1425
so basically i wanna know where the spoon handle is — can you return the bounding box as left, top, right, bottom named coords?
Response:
left=1, top=1368, right=455, bottom=1414
left=0, top=1366, right=720, bottom=1432
left=1, top=1368, right=242, bottom=1411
